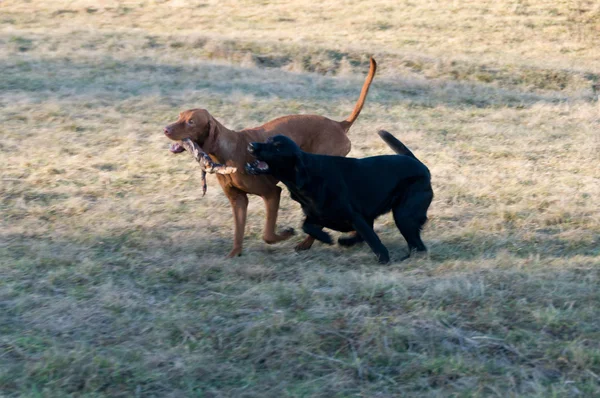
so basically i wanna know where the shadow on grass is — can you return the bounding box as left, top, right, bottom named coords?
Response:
left=384, top=232, right=600, bottom=263
left=0, top=55, right=573, bottom=110
left=3, top=223, right=598, bottom=277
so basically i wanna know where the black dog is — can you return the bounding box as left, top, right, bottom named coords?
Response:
left=246, top=131, right=433, bottom=264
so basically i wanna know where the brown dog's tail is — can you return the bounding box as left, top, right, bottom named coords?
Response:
left=339, top=57, right=377, bottom=132
left=378, top=130, right=418, bottom=160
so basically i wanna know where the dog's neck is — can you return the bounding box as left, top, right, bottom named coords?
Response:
left=203, top=118, right=239, bottom=163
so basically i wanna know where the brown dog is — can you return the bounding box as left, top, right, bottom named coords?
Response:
left=164, top=58, right=377, bottom=257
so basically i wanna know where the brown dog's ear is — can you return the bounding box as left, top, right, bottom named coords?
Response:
left=203, top=118, right=218, bottom=153
left=294, top=155, right=310, bottom=189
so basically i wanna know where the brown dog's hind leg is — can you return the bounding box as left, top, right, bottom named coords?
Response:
left=262, top=186, right=295, bottom=244
left=295, top=236, right=316, bottom=251
left=226, top=189, right=249, bottom=258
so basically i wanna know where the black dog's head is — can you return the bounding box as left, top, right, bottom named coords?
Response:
left=246, top=135, right=308, bottom=186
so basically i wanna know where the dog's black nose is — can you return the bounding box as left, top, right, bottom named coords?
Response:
left=248, top=143, right=258, bottom=154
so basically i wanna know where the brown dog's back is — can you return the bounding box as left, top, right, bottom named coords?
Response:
left=243, top=57, right=377, bottom=157
left=245, top=114, right=351, bottom=156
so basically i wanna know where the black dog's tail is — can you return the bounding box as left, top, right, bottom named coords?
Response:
left=377, top=130, right=418, bottom=160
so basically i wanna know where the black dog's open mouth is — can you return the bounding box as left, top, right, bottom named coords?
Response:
left=245, top=160, right=270, bottom=175
left=169, top=142, right=186, bottom=154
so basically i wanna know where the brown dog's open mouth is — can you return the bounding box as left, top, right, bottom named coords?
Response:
left=245, top=160, right=270, bottom=175
left=170, top=143, right=186, bottom=153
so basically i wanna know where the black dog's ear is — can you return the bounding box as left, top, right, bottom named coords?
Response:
left=294, top=155, right=310, bottom=189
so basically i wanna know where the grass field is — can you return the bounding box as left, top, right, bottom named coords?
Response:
left=1, top=1, right=600, bottom=396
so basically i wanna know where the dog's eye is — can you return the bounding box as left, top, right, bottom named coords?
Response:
left=187, top=120, right=194, bottom=125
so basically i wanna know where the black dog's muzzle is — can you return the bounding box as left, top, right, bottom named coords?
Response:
left=246, top=142, right=270, bottom=175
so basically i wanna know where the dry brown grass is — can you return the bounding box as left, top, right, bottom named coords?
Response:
left=1, top=1, right=599, bottom=396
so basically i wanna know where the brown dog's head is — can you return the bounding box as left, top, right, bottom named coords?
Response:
left=164, top=109, right=217, bottom=154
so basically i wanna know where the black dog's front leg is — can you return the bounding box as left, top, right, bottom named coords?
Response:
left=351, top=214, right=389, bottom=264
left=302, top=220, right=332, bottom=245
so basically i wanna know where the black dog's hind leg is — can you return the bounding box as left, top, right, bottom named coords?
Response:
left=302, top=221, right=333, bottom=245
left=351, top=214, right=389, bottom=264
left=393, top=181, right=433, bottom=260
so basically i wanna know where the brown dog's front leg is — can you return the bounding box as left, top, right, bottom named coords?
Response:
left=227, top=191, right=248, bottom=258
left=262, top=186, right=295, bottom=244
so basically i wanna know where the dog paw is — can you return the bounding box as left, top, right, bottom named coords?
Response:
left=295, top=243, right=310, bottom=251
left=377, top=251, right=390, bottom=264
left=226, top=248, right=243, bottom=258
left=281, top=227, right=295, bottom=237
left=264, top=228, right=295, bottom=244
left=398, top=249, right=427, bottom=262
left=294, top=236, right=315, bottom=251
left=321, top=233, right=334, bottom=245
